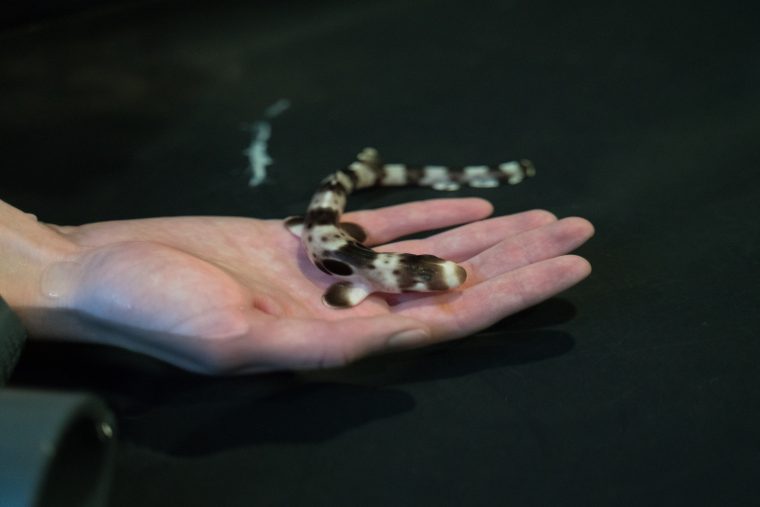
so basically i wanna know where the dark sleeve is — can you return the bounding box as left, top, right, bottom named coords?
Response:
left=0, top=295, right=26, bottom=386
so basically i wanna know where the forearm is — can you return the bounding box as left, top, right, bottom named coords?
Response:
left=0, top=199, right=77, bottom=314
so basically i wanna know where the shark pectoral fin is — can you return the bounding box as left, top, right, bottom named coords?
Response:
left=339, top=222, right=368, bottom=243
left=322, top=281, right=371, bottom=308
left=284, top=216, right=305, bottom=237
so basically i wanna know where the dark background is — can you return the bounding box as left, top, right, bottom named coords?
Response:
left=3, top=1, right=759, bottom=505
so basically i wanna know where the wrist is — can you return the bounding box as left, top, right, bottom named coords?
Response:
left=0, top=200, right=79, bottom=313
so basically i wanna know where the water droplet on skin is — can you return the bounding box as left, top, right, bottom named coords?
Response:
left=40, top=262, right=79, bottom=301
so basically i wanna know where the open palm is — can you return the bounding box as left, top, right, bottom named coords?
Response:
left=42, top=198, right=593, bottom=373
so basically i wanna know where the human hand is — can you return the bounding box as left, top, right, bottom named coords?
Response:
left=26, top=198, right=593, bottom=374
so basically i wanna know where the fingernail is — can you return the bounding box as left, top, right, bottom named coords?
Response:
left=387, top=329, right=430, bottom=350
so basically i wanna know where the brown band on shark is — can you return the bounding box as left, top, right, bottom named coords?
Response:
left=285, top=147, right=535, bottom=308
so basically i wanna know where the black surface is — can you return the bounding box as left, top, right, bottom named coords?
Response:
left=3, top=1, right=760, bottom=505
left=1, top=0, right=130, bottom=29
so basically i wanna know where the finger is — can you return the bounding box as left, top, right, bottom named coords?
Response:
left=227, top=313, right=430, bottom=372
left=342, top=198, right=493, bottom=245
left=384, top=217, right=593, bottom=307
left=377, top=209, right=558, bottom=261
left=462, top=217, right=595, bottom=282
left=394, top=255, right=592, bottom=341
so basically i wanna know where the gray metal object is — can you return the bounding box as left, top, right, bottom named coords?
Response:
left=0, top=390, right=116, bottom=507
